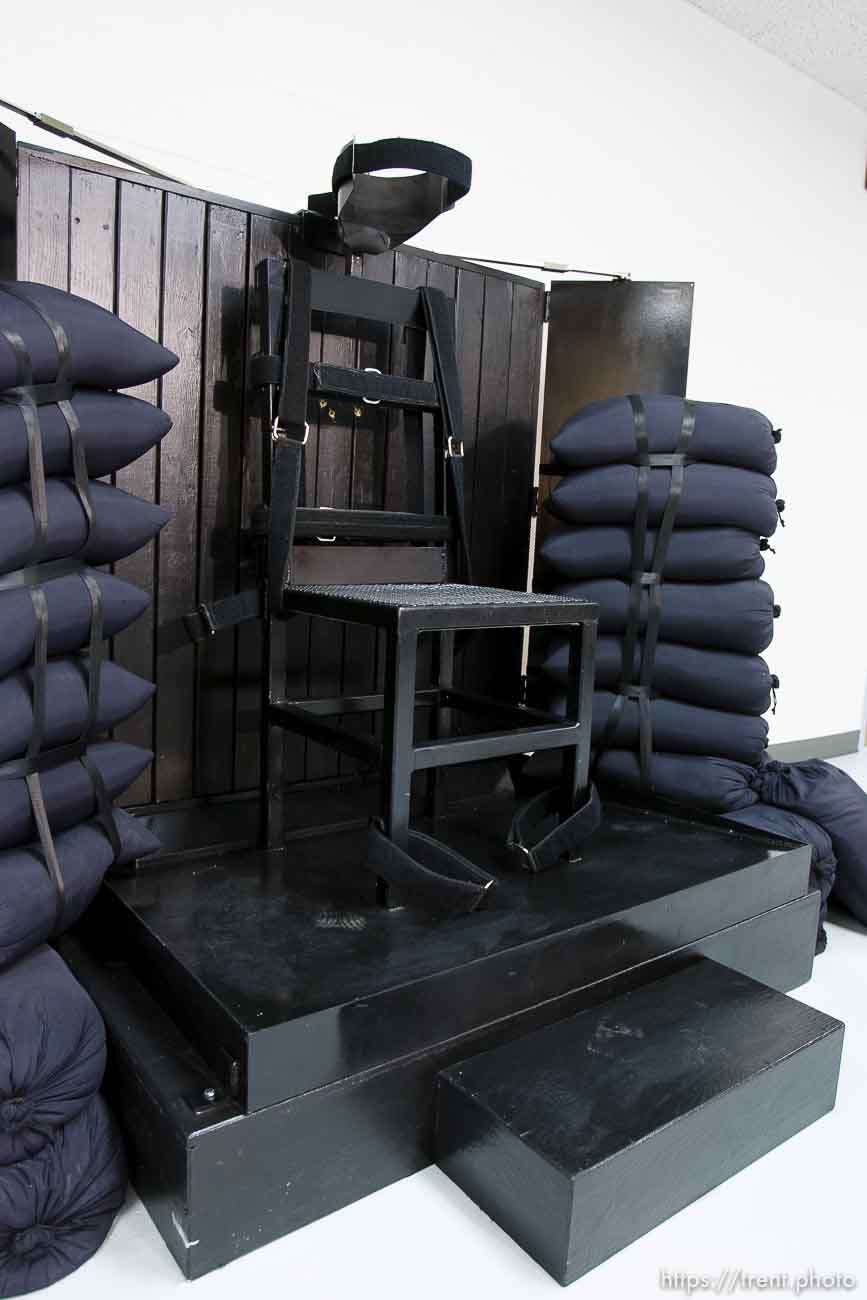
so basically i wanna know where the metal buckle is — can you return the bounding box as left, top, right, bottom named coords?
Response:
left=445, top=435, right=464, bottom=458
left=505, top=833, right=534, bottom=866
left=183, top=602, right=219, bottom=640
left=362, top=367, right=381, bottom=406
left=272, top=419, right=309, bottom=445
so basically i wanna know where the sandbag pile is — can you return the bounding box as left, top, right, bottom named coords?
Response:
left=533, top=393, right=859, bottom=950
left=538, top=393, right=784, bottom=770
left=0, top=281, right=176, bottom=1294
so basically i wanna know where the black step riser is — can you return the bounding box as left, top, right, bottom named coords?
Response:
left=60, top=891, right=820, bottom=1279
left=435, top=960, right=844, bottom=1286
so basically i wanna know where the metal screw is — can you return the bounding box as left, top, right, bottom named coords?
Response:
left=202, top=1086, right=216, bottom=1104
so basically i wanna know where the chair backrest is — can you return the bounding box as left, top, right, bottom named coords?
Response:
left=253, top=256, right=470, bottom=589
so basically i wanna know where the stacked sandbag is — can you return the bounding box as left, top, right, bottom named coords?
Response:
left=0, top=947, right=126, bottom=1296
left=537, top=393, right=783, bottom=766
left=533, top=394, right=836, bottom=948
left=0, top=281, right=175, bottom=1291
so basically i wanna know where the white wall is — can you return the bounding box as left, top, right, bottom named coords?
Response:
left=2, top=0, right=865, bottom=744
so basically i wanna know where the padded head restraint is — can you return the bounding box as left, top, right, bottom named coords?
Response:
left=307, top=137, right=472, bottom=254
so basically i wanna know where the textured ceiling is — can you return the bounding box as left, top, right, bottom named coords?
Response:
left=683, top=0, right=867, bottom=111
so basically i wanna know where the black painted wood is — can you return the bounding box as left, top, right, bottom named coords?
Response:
left=59, top=890, right=821, bottom=1280
left=82, top=789, right=812, bottom=1111
left=436, top=957, right=842, bottom=1286
left=538, top=280, right=693, bottom=517
left=15, top=143, right=544, bottom=810
left=0, top=124, right=17, bottom=281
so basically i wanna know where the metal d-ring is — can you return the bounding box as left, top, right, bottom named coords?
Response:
left=362, top=367, right=381, bottom=405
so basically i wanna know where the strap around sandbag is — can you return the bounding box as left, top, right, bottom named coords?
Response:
left=365, top=820, right=495, bottom=913
left=0, top=309, right=120, bottom=895
left=593, top=396, right=695, bottom=787
left=507, top=783, right=601, bottom=874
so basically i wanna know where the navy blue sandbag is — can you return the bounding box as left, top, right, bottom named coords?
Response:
left=541, top=637, right=774, bottom=715
left=554, top=579, right=777, bottom=655
left=723, top=803, right=835, bottom=952
left=0, top=573, right=148, bottom=676
left=0, top=391, right=171, bottom=487
left=586, top=691, right=768, bottom=763
left=549, top=464, right=780, bottom=535
left=0, top=281, right=177, bottom=389
left=538, top=526, right=766, bottom=583
left=550, top=395, right=778, bottom=475
left=757, top=759, right=867, bottom=926
left=0, top=660, right=154, bottom=762
left=0, top=1095, right=126, bottom=1296
left=0, top=810, right=160, bottom=969
left=0, top=945, right=105, bottom=1166
left=0, top=480, right=170, bottom=573
left=594, top=749, right=760, bottom=811
left=0, top=742, right=152, bottom=851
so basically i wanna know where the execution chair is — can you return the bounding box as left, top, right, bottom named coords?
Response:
left=187, top=255, right=599, bottom=913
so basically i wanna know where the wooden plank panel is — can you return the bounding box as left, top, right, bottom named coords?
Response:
left=461, top=275, right=513, bottom=697
left=18, top=155, right=69, bottom=287
left=113, top=181, right=164, bottom=804
left=502, top=282, right=543, bottom=594
left=453, top=266, right=484, bottom=534
left=307, top=252, right=354, bottom=780
left=16, top=147, right=546, bottom=809
left=68, top=169, right=117, bottom=307
left=155, top=193, right=205, bottom=801
left=495, top=282, right=545, bottom=701
left=387, top=249, right=428, bottom=513
left=234, top=214, right=289, bottom=790
left=14, top=149, right=30, bottom=279
left=341, top=251, right=395, bottom=767
left=195, top=204, right=248, bottom=795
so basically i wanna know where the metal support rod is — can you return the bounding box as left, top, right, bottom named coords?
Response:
left=0, top=96, right=188, bottom=185
left=413, top=720, right=582, bottom=771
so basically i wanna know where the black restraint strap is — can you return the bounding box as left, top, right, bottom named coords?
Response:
left=507, top=783, right=602, bottom=873
left=181, top=257, right=313, bottom=636
left=593, top=397, right=696, bottom=787
left=639, top=403, right=696, bottom=697
left=365, top=821, right=495, bottom=913
left=331, top=139, right=472, bottom=209
left=270, top=256, right=312, bottom=604
left=310, top=363, right=437, bottom=410
left=595, top=394, right=650, bottom=759
left=420, top=286, right=473, bottom=582
left=183, top=588, right=262, bottom=642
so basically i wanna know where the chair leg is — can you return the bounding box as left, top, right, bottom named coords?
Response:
left=560, top=619, right=597, bottom=818
left=425, top=630, right=455, bottom=821
left=378, top=626, right=418, bottom=905
left=262, top=620, right=287, bottom=851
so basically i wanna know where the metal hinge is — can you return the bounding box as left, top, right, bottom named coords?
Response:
left=543, top=290, right=551, bottom=323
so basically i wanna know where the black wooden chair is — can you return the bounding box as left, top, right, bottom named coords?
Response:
left=189, top=256, right=599, bottom=913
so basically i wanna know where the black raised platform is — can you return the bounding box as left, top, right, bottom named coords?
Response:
left=63, top=785, right=823, bottom=1279
left=85, top=790, right=813, bottom=1111
left=436, top=957, right=844, bottom=1285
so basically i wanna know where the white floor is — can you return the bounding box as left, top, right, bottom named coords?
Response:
left=52, top=755, right=867, bottom=1300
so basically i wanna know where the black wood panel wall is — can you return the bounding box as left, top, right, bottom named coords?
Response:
left=16, top=145, right=544, bottom=810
